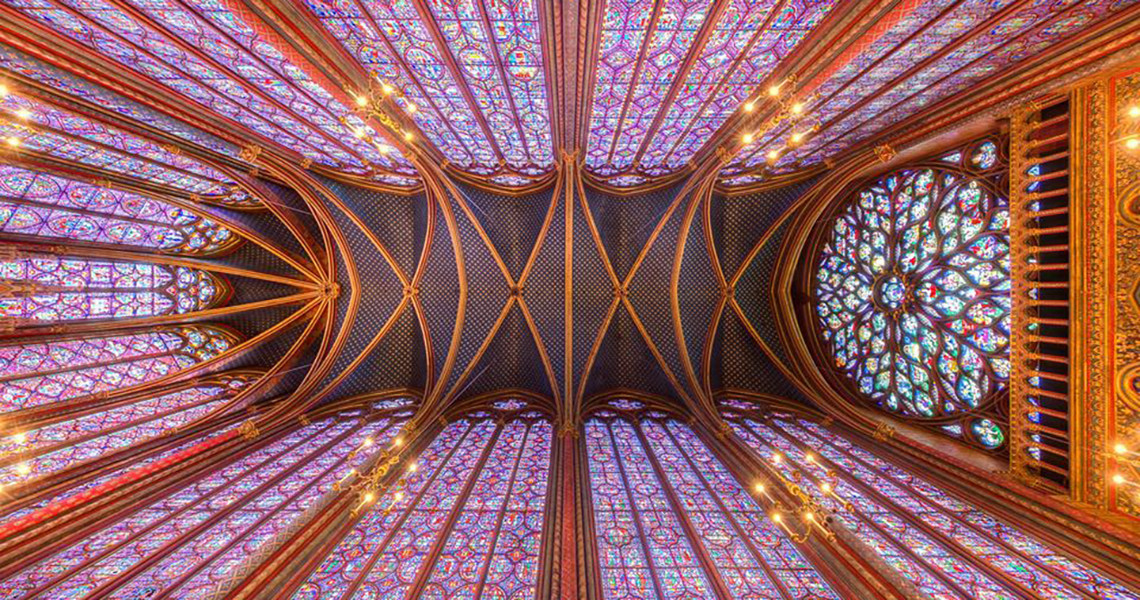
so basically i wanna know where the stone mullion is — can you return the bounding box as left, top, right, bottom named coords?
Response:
left=403, top=421, right=506, bottom=598
left=18, top=420, right=327, bottom=597
left=88, top=418, right=364, bottom=598
left=600, top=419, right=666, bottom=599
left=630, top=422, right=734, bottom=600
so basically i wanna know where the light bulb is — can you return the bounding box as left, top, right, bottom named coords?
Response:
left=791, top=102, right=805, bottom=115
left=394, top=491, right=406, bottom=501
left=1126, top=138, right=1140, bottom=150
left=743, top=101, right=755, bottom=113
left=1116, top=442, right=1128, bottom=455
left=408, top=462, right=418, bottom=473
left=405, top=102, right=417, bottom=114
left=821, top=482, right=833, bottom=494
left=0, top=84, right=8, bottom=97
left=791, top=131, right=805, bottom=144
left=364, top=491, right=376, bottom=502
left=382, top=83, right=395, bottom=95
left=767, top=84, right=781, bottom=97
left=771, top=453, right=782, bottom=464
left=354, top=127, right=367, bottom=138
left=742, top=133, right=754, bottom=144
left=805, top=452, right=816, bottom=463
left=355, top=95, right=369, bottom=107
left=1113, top=473, right=1126, bottom=485
left=15, top=108, right=30, bottom=120
left=1130, top=106, right=1140, bottom=118
left=754, top=483, right=765, bottom=493
left=803, top=512, right=815, bottom=522
left=403, top=131, right=415, bottom=142
left=771, top=512, right=782, bottom=523
left=363, top=437, right=374, bottom=447
left=12, top=432, right=26, bottom=444
left=15, top=463, right=30, bottom=476
left=393, top=436, right=404, bottom=447
left=6, top=137, right=19, bottom=148
left=767, top=149, right=780, bottom=161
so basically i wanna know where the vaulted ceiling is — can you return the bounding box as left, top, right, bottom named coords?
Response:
left=0, top=0, right=1136, bottom=422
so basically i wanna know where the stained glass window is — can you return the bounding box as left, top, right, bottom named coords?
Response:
left=0, top=419, right=242, bottom=527
left=0, top=47, right=237, bottom=159
left=0, top=372, right=253, bottom=490
left=730, top=414, right=1137, bottom=599
left=300, top=0, right=554, bottom=179
left=0, top=164, right=241, bottom=255
left=726, top=0, right=1134, bottom=178
left=0, top=91, right=232, bottom=185
left=584, top=0, right=837, bottom=183
left=295, top=410, right=552, bottom=599
left=584, top=405, right=837, bottom=599
left=0, top=324, right=239, bottom=412
left=813, top=137, right=1010, bottom=449
left=4, top=0, right=415, bottom=181
left=0, top=256, right=228, bottom=321
left=0, top=410, right=401, bottom=597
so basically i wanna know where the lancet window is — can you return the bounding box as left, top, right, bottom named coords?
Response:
left=0, top=402, right=408, bottom=597
left=583, top=399, right=837, bottom=599
left=720, top=400, right=1134, bottom=599
left=0, top=325, right=240, bottom=412
left=0, top=164, right=241, bottom=255
left=0, top=372, right=255, bottom=491
left=295, top=402, right=553, bottom=599
left=0, top=255, right=228, bottom=321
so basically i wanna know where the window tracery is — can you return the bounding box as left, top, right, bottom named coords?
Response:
left=0, top=164, right=241, bottom=255
left=0, top=325, right=240, bottom=412
left=723, top=409, right=1136, bottom=600
left=295, top=406, right=552, bottom=599
left=813, top=136, right=1011, bottom=449
left=0, top=405, right=404, bottom=597
left=0, top=255, right=228, bottom=321
left=584, top=400, right=838, bottom=599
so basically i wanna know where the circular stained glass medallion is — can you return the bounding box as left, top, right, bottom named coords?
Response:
left=814, top=163, right=1011, bottom=448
